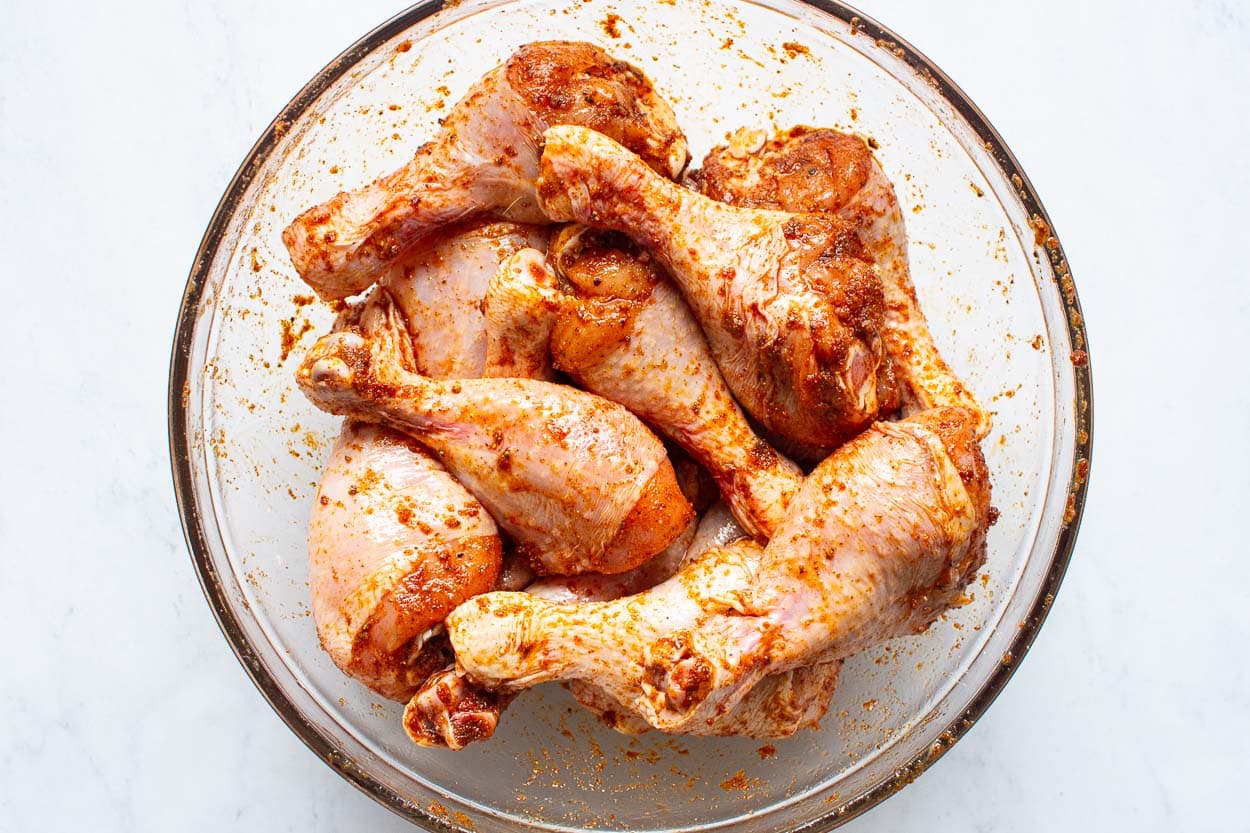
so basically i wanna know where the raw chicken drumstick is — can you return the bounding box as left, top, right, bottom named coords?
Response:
left=547, top=225, right=802, bottom=539
left=309, top=230, right=647, bottom=739
left=307, top=420, right=499, bottom=701
left=537, top=125, right=899, bottom=453
left=444, top=183, right=990, bottom=734
left=695, top=126, right=987, bottom=435
left=283, top=41, right=689, bottom=299
left=297, top=288, right=694, bottom=576
left=404, top=451, right=717, bottom=748
left=449, top=134, right=997, bottom=735
left=447, top=405, right=990, bottom=732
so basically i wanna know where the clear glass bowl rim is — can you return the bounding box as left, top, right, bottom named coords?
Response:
left=167, top=1, right=1095, bottom=829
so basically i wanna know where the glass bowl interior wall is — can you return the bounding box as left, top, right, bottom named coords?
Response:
left=170, top=0, right=1092, bottom=830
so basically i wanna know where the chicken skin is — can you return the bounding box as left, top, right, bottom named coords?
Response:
left=536, top=125, right=898, bottom=453
left=696, top=126, right=986, bottom=434
left=566, top=648, right=842, bottom=739
left=548, top=225, right=802, bottom=539
left=297, top=289, right=693, bottom=576
left=283, top=42, right=688, bottom=299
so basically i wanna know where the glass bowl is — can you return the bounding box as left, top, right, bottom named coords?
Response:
left=169, top=0, right=1093, bottom=830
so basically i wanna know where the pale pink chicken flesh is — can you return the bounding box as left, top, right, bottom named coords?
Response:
left=307, top=420, right=500, bottom=701
left=481, top=248, right=562, bottom=381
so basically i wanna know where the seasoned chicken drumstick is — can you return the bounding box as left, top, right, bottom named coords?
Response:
left=412, top=192, right=888, bottom=739
left=537, top=125, right=899, bottom=453
left=447, top=406, right=989, bottom=732
left=283, top=41, right=688, bottom=299
left=407, top=508, right=808, bottom=746
left=548, top=225, right=803, bottom=539
left=308, top=421, right=499, bottom=701
left=696, top=126, right=987, bottom=435
left=446, top=126, right=993, bottom=734
left=297, top=289, right=693, bottom=576
left=413, top=504, right=843, bottom=745
left=311, top=234, right=654, bottom=743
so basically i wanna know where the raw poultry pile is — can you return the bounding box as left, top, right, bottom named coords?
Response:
left=283, top=41, right=994, bottom=750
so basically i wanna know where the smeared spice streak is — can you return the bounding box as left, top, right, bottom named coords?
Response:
left=720, top=769, right=759, bottom=793
left=781, top=41, right=811, bottom=59
left=279, top=317, right=314, bottom=362
left=1029, top=214, right=1054, bottom=248
left=600, top=12, right=626, bottom=38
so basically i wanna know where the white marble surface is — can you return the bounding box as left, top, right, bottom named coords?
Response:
left=1, top=0, right=1247, bottom=830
